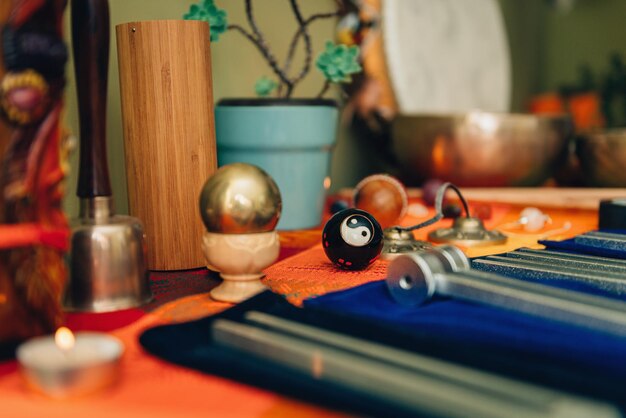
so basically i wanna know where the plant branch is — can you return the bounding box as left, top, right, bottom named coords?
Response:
left=285, top=0, right=313, bottom=97
left=241, top=0, right=292, bottom=90
left=283, top=11, right=342, bottom=77
left=227, top=24, right=263, bottom=49
left=316, top=80, right=330, bottom=98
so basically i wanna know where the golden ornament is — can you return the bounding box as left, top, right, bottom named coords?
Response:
left=199, top=163, right=282, bottom=234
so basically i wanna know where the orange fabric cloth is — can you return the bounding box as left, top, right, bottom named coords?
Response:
left=1, top=308, right=344, bottom=418
left=266, top=204, right=598, bottom=305
left=0, top=200, right=599, bottom=417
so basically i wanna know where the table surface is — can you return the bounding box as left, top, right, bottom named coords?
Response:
left=0, top=193, right=603, bottom=418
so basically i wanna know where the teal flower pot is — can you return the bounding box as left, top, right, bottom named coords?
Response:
left=215, top=99, right=338, bottom=230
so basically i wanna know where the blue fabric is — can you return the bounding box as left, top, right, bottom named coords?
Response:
left=140, top=291, right=428, bottom=418
left=304, top=280, right=626, bottom=379
left=140, top=282, right=626, bottom=411
left=139, top=229, right=626, bottom=411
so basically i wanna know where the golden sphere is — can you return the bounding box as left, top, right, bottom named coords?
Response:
left=199, top=163, right=282, bottom=234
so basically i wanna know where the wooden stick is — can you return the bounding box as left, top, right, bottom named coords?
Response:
left=449, top=188, right=626, bottom=210
left=72, top=0, right=112, bottom=198
left=339, top=188, right=626, bottom=210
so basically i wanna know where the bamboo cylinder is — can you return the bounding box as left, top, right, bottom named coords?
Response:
left=116, top=20, right=216, bottom=270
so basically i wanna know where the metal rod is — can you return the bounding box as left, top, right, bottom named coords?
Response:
left=212, top=317, right=618, bottom=418
left=575, top=232, right=626, bottom=251
left=504, top=250, right=626, bottom=273
left=387, top=249, right=626, bottom=336
left=244, top=312, right=556, bottom=404
left=516, top=248, right=626, bottom=269
left=472, top=256, right=626, bottom=295
left=584, top=231, right=626, bottom=241
left=440, top=270, right=626, bottom=335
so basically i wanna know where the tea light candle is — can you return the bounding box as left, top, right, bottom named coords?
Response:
left=16, top=327, right=124, bottom=398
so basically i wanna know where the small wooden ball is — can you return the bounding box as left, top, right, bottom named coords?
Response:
left=353, top=174, right=408, bottom=228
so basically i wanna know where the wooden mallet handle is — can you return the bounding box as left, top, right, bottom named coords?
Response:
left=72, top=0, right=112, bottom=198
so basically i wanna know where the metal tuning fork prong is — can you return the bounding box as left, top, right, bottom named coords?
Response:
left=211, top=311, right=619, bottom=418
left=472, top=251, right=626, bottom=295
left=386, top=245, right=626, bottom=336
left=516, top=247, right=626, bottom=268
left=575, top=231, right=626, bottom=251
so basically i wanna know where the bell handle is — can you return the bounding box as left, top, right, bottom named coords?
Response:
left=72, top=0, right=112, bottom=198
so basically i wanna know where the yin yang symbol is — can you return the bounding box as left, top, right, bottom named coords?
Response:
left=340, top=215, right=374, bottom=247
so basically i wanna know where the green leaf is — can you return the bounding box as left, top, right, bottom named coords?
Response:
left=315, top=42, right=362, bottom=84
left=255, top=77, right=278, bottom=97
left=183, top=0, right=228, bottom=42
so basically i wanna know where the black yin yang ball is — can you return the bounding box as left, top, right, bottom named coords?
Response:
left=322, top=208, right=384, bottom=270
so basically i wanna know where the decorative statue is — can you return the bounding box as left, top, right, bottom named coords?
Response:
left=0, top=0, right=69, bottom=342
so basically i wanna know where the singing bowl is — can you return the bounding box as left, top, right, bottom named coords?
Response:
left=391, top=112, right=573, bottom=187
left=576, top=128, right=626, bottom=187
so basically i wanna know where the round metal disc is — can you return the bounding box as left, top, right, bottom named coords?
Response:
left=428, top=217, right=507, bottom=247
left=382, top=228, right=433, bottom=260
left=386, top=252, right=443, bottom=306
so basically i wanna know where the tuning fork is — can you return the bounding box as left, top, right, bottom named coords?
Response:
left=513, top=247, right=626, bottom=269
left=471, top=249, right=626, bottom=295
left=386, top=246, right=626, bottom=336
left=575, top=231, right=626, bottom=251
left=212, top=312, right=620, bottom=418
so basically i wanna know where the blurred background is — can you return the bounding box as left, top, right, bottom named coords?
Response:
left=61, top=0, right=626, bottom=217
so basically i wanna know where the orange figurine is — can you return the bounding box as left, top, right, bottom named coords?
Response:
left=0, top=0, right=69, bottom=342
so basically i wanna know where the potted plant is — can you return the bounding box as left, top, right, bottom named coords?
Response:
left=184, top=0, right=361, bottom=230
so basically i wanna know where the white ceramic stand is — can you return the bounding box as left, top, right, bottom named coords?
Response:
left=201, top=231, right=280, bottom=303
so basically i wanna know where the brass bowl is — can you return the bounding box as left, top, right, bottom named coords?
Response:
left=576, top=128, right=626, bottom=187
left=391, top=112, right=573, bottom=186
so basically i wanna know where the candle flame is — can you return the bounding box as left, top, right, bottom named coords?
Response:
left=55, top=327, right=75, bottom=351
